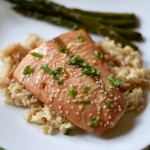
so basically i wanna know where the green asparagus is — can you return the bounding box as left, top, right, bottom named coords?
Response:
left=37, top=1, right=138, bottom=49
left=39, top=0, right=138, bottom=28
left=6, top=0, right=138, bottom=28
left=13, top=6, right=88, bottom=30
left=111, top=27, right=142, bottom=41
left=94, top=18, right=138, bottom=28
left=71, top=8, right=136, bottom=19
left=13, top=6, right=142, bottom=41
left=6, top=0, right=141, bottom=50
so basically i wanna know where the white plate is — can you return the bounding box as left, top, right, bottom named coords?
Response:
left=0, top=0, right=150, bottom=150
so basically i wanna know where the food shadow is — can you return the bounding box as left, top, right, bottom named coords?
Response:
left=101, top=111, right=139, bottom=139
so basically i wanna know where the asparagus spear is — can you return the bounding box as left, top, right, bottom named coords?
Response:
left=6, top=0, right=139, bottom=49
left=6, top=0, right=138, bottom=28
left=94, top=18, right=138, bottom=28
left=71, top=8, right=136, bottom=19
left=111, top=27, right=142, bottom=41
left=33, top=0, right=136, bottom=20
left=70, top=13, right=138, bottom=49
left=33, top=0, right=138, bottom=28
left=37, top=1, right=138, bottom=50
left=13, top=6, right=91, bottom=31
left=13, top=6, right=142, bottom=41
left=39, top=1, right=138, bottom=28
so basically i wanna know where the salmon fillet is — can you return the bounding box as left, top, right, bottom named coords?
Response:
left=13, top=30, right=125, bottom=135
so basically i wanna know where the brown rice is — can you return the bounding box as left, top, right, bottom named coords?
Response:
left=0, top=34, right=149, bottom=134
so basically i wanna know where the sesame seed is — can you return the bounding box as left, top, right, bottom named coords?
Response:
left=78, top=105, right=83, bottom=110
left=106, top=121, right=110, bottom=125
left=106, top=109, right=110, bottom=112
left=104, top=113, right=107, bottom=117
left=76, top=112, right=79, bottom=115
left=67, top=100, right=70, bottom=103
left=94, top=100, right=98, bottom=103
left=118, top=108, right=122, bottom=112
left=71, top=105, right=74, bottom=109
left=97, top=111, right=100, bottom=115
left=107, top=98, right=111, bottom=101
left=114, top=97, right=118, bottom=100
left=108, top=115, right=112, bottom=119
left=100, top=122, right=103, bottom=126
left=73, top=100, right=77, bottom=102
left=104, top=92, right=107, bottom=95
left=107, top=88, right=111, bottom=91
left=89, top=113, right=92, bottom=117
left=66, top=111, right=69, bottom=114
left=103, top=105, right=107, bottom=109
left=114, top=109, right=117, bottom=112
left=49, top=98, right=53, bottom=102
left=59, top=98, right=62, bottom=101
left=58, top=106, right=62, bottom=110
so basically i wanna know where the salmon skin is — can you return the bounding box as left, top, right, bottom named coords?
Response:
left=13, top=30, right=125, bottom=136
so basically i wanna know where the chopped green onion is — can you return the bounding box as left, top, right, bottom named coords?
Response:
left=82, top=86, right=91, bottom=93
left=30, top=52, right=43, bottom=58
left=40, top=64, right=64, bottom=85
left=77, top=99, right=90, bottom=104
left=82, top=68, right=99, bottom=75
left=22, top=65, right=32, bottom=75
left=76, top=33, right=83, bottom=42
left=40, top=64, right=52, bottom=73
left=0, top=147, right=6, bottom=150
left=61, top=117, right=67, bottom=124
left=68, top=55, right=81, bottom=65
left=107, top=75, right=121, bottom=86
left=64, top=129, right=74, bottom=136
left=68, top=55, right=90, bottom=68
left=80, top=61, right=90, bottom=68
left=53, top=67, right=65, bottom=74
left=58, top=47, right=67, bottom=53
left=52, top=73, right=62, bottom=85
left=68, top=86, right=76, bottom=98
left=94, top=50, right=103, bottom=59
left=104, top=101, right=112, bottom=109
left=87, top=116, right=100, bottom=126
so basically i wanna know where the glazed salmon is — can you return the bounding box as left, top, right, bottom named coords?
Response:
left=13, top=30, right=125, bottom=135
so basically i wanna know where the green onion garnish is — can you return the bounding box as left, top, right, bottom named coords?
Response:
left=0, top=147, right=6, bottom=150
left=82, top=68, right=99, bottom=75
left=30, top=52, right=43, bottom=58
left=68, top=86, right=76, bottom=98
left=52, top=73, right=62, bottom=85
left=53, top=67, right=65, bottom=74
left=76, top=33, right=83, bottom=42
left=82, top=86, right=91, bottom=93
left=68, top=55, right=81, bottom=65
left=94, top=50, right=103, bottom=59
left=68, top=55, right=90, bottom=68
left=77, top=99, right=90, bottom=104
left=104, top=101, right=112, bottom=109
left=64, top=129, right=74, bottom=136
left=40, top=64, right=52, bottom=73
left=80, top=61, right=90, bottom=68
left=61, top=117, right=67, bottom=124
left=87, top=116, right=100, bottom=126
left=40, top=64, right=64, bottom=85
left=58, top=47, right=67, bottom=53
left=22, top=65, right=32, bottom=75
left=107, top=75, right=121, bottom=86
